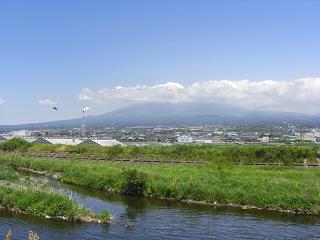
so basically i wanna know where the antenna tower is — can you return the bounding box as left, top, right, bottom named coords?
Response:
left=81, top=110, right=86, bottom=137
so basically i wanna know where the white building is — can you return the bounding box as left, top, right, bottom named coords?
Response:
left=33, top=138, right=83, bottom=146
left=295, top=131, right=320, bottom=142
left=8, top=130, right=32, bottom=138
left=80, top=139, right=124, bottom=146
left=32, top=137, right=124, bottom=147
left=195, top=139, right=213, bottom=144
left=258, top=136, right=270, bottom=143
left=177, top=135, right=194, bottom=143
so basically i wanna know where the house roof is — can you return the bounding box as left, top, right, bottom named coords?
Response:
left=47, top=138, right=83, bottom=145
left=23, top=138, right=37, bottom=143
left=32, top=137, right=124, bottom=146
left=80, top=139, right=124, bottom=146
left=92, top=139, right=124, bottom=146
left=33, top=138, right=82, bottom=146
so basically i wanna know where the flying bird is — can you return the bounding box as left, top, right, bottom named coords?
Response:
left=52, top=106, right=58, bottom=110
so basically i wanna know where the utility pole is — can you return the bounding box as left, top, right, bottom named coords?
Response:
left=299, top=123, right=304, bottom=140
left=81, top=107, right=89, bottom=138
left=81, top=110, right=86, bottom=138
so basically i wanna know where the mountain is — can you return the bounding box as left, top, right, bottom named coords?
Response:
left=0, top=102, right=319, bottom=130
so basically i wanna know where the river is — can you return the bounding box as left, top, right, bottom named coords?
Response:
left=1, top=177, right=320, bottom=239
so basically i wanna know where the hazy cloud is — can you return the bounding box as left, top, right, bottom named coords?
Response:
left=38, top=99, right=57, bottom=106
left=0, top=96, right=5, bottom=104
left=79, top=82, right=186, bottom=103
left=79, top=78, right=320, bottom=114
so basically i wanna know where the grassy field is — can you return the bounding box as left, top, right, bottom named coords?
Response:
left=1, top=138, right=319, bottom=165
left=0, top=164, right=110, bottom=222
left=2, top=152, right=320, bottom=215
left=29, top=143, right=320, bottom=165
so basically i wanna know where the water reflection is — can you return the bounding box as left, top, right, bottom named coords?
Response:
left=0, top=210, right=110, bottom=240
left=52, top=177, right=320, bottom=226
left=1, top=176, right=320, bottom=239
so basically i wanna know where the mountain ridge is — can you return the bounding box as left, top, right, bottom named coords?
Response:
left=0, top=102, right=318, bottom=130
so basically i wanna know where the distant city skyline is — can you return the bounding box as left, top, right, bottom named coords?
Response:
left=1, top=0, right=320, bottom=124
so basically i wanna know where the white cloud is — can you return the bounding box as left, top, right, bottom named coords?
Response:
left=79, top=78, right=320, bottom=114
left=38, top=99, right=57, bottom=106
left=0, top=96, right=5, bottom=104
left=79, top=82, right=186, bottom=104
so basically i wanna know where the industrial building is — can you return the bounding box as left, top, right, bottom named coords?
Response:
left=80, top=139, right=124, bottom=146
left=33, top=138, right=84, bottom=146
left=32, top=137, right=124, bottom=146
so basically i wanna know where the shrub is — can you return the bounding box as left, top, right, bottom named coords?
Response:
left=0, top=138, right=32, bottom=152
left=121, top=169, right=147, bottom=196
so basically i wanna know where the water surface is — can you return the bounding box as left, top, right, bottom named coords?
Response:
left=1, top=178, right=320, bottom=239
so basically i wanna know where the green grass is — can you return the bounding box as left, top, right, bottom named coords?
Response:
left=2, top=152, right=320, bottom=214
left=0, top=186, right=95, bottom=221
left=97, top=209, right=111, bottom=222
left=0, top=166, right=19, bottom=181
left=0, top=154, right=111, bottom=222
left=0, top=138, right=32, bottom=152
left=5, top=138, right=319, bottom=165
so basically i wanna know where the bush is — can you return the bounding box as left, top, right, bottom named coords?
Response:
left=121, top=169, right=147, bottom=196
left=0, top=138, right=32, bottom=152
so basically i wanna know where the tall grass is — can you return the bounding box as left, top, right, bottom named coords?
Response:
left=2, top=138, right=319, bottom=165
left=2, top=153, right=320, bottom=214
left=0, top=154, right=111, bottom=222
left=0, top=166, right=19, bottom=181
left=0, top=185, right=94, bottom=220
left=26, top=143, right=320, bottom=165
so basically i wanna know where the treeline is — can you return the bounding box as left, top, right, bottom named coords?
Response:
left=1, top=138, right=319, bottom=165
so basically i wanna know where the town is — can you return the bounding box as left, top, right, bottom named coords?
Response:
left=1, top=123, right=319, bottom=146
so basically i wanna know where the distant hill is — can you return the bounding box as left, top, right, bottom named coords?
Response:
left=0, top=102, right=319, bottom=130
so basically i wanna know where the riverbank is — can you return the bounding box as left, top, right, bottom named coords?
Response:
left=0, top=186, right=98, bottom=222
left=2, top=153, right=320, bottom=215
left=0, top=165, right=111, bottom=223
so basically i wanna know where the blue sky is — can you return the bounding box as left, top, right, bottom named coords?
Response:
left=1, top=0, right=320, bottom=124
